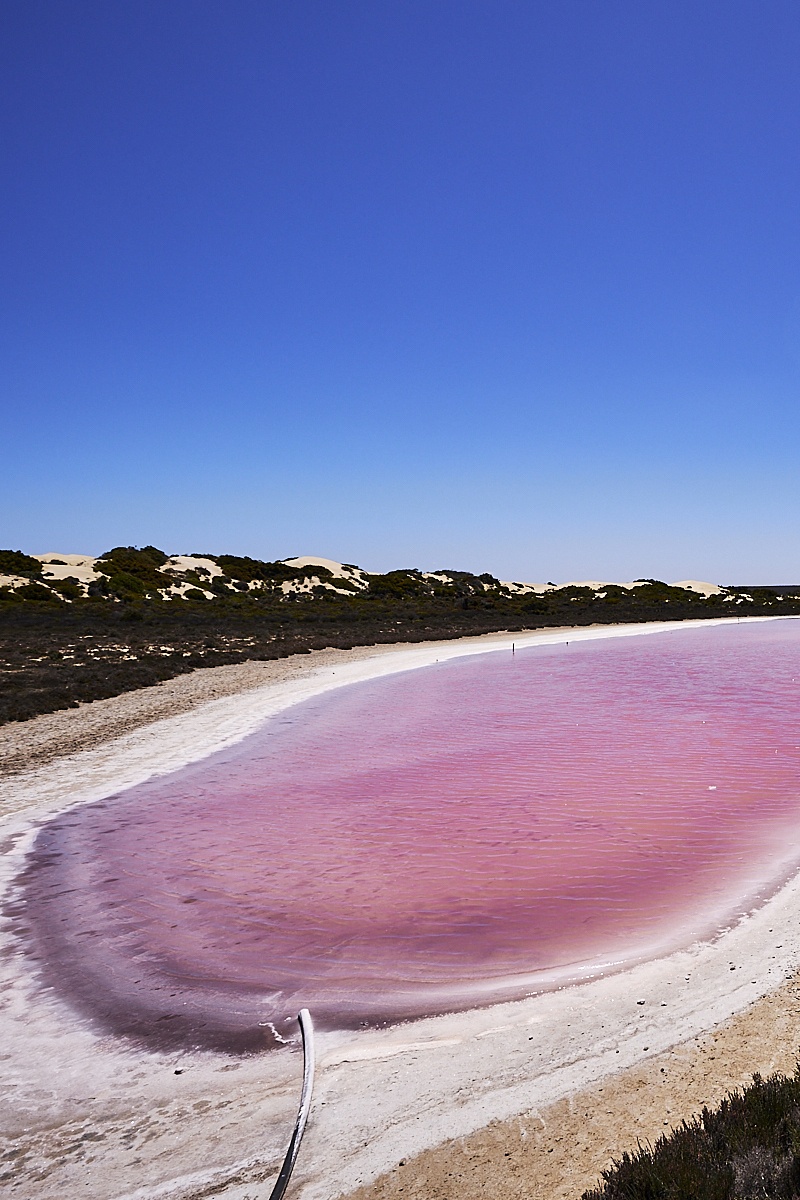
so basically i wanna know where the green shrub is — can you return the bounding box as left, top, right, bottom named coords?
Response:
left=14, top=581, right=58, bottom=603
left=51, top=578, right=82, bottom=600
left=107, top=571, right=145, bottom=595
left=96, top=546, right=169, bottom=590
left=367, top=570, right=430, bottom=599
left=210, top=577, right=234, bottom=595
left=212, top=555, right=332, bottom=585
left=558, top=586, right=596, bottom=600
left=522, top=597, right=551, bottom=614
left=584, top=1068, right=800, bottom=1200
left=632, top=580, right=681, bottom=598
left=0, top=549, right=42, bottom=576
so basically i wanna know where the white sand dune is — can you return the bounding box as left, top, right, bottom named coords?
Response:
left=11, top=552, right=728, bottom=604
left=0, top=573, right=33, bottom=590
left=35, top=553, right=101, bottom=584
left=500, top=577, right=724, bottom=595
left=673, top=578, right=725, bottom=597
left=161, top=554, right=225, bottom=578
left=284, top=555, right=369, bottom=580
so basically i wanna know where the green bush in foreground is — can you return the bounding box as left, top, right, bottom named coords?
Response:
left=583, top=1068, right=800, bottom=1200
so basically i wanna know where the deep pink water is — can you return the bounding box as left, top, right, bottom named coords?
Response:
left=13, top=621, right=800, bottom=1050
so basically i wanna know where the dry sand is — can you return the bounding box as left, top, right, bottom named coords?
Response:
left=346, top=979, right=800, bottom=1200
left=2, top=617, right=800, bottom=1200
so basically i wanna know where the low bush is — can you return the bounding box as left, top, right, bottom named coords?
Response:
left=583, top=1068, right=800, bottom=1200
left=14, top=582, right=58, bottom=603
left=106, top=571, right=146, bottom=597
left=0, top=549, right=42, bottom=576
left=51, top=578, right=82, bottom=600
left=367, top=570, right=430, bottom=599
left=95, top=546, right=169, bottom=590
left=211, top=555, right=316, bottom=584
left=210, top=577, right=234, bottom=595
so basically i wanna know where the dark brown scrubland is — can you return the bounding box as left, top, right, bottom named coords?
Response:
left=2, top=545, right=800, bottom=724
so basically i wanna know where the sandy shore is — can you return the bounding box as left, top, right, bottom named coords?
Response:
left=2, top=617, right=800, bottom=1200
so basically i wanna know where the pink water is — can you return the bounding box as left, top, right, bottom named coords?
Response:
left=14, top=621, right=800, bottom=1051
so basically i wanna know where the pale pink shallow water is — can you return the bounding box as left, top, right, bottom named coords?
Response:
left=11, top=621, right=800, bottom=1050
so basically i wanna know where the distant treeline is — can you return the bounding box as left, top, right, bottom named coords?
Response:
left=2, top=545, right=800, bottom=724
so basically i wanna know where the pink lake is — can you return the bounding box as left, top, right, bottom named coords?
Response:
left=13, top=620, right=800, bottom=1051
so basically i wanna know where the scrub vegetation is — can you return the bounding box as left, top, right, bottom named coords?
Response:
left=2, top=545, right=800, bottom=724
left=0, top=550, right=44, bottom=577
left=584, top=1067, right=800, bottom=1200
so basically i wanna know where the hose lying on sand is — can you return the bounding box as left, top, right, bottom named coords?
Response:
left=268, top=1009, right=315, bottom=1200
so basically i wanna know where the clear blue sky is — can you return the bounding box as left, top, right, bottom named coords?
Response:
left=2, top=1, right=799, bottom=583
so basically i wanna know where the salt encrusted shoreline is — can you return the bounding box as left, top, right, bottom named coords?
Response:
left=2, top=616, right=800, bottom=1200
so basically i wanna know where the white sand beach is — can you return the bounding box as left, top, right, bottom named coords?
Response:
left=2, top=617, right=800, bottom=1200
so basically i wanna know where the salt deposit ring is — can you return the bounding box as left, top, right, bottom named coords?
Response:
left=12, top=618, right=800, bottom=1052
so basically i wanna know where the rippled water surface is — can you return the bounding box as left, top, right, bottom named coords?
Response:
left=15, top=621, right=800, bottom=1049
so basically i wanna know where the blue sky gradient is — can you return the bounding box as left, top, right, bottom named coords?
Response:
left=3, top=1, right=799, bottom=582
